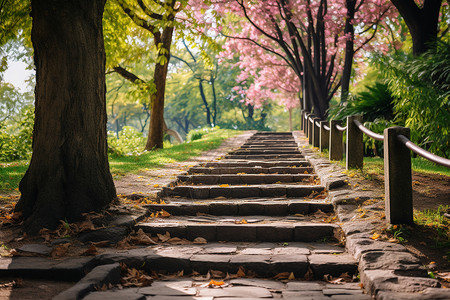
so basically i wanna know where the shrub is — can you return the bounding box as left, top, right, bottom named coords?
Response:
left=108, top=126, right=146, bottom=156
left=377, top=41, right=450, bottom=157
left=0, top=106, right=34, bottom=162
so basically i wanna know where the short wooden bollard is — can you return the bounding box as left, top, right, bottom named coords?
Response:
left=384, top=127, right=413, bottom=224
left=312, top=118, right=320, bottom=147
left=346, top=115, right=363, bottom=169
left=308, top=117, right=314, bottom=145
left=320, top=121, right=329, bottom=151
left=329, top=120, right=343, bottom=161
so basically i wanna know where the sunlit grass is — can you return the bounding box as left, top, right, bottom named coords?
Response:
left=109, top=128, right=240, bottom=176
left=0, top=129, right=241, bottom=193
left=414, top=205, right=450, bottom=248
left=361, top=156, right=450, bottom=177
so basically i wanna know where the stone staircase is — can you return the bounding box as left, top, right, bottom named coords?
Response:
left=96, top=131, right=366, bottom=299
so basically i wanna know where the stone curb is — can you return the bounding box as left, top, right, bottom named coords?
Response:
left=292, top=131, right=449, bottom=299
left=53, top=263, right=121, bottom=300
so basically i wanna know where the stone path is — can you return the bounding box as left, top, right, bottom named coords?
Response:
left=1, top=131, right=449, bottom=299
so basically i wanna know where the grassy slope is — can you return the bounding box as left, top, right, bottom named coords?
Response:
left=0, top=129, right=241, bottom=193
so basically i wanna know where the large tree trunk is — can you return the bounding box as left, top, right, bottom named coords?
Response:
left=340, top=0, right=356, bottom=102
left=15, top=0, right=116, bottom=234
left=390, top=0, right=442, bottom=55
left=145, top=26, right=174, bottom=150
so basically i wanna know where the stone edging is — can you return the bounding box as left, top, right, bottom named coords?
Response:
left=293, top=131, right=448, bottom=299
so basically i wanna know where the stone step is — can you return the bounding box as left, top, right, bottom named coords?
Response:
left=240, top=146, right=300, bottom=150
left=203, top=159, right=311, bottom=168
left=87, top=242, right=356, bottom=279
left=146, top=199, right=333, bottom=216
left=136, top=218, right=340, bottom=243
left=188, top=166, right=314, bottom=175
left=177, top=174, right=317, bottom=185
left=160, top=184, right=325, bottom=199
left=245, top=140, right=297, bottom=144
left=230, top=150, right=301, bottom=155
left=83, top=279, right=368, bottom=299
left=225, top=154, right=305, bottom=159
left=203, top=160, right=311, bottom=168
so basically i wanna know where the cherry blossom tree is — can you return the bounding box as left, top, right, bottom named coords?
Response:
left=189, top=0, right=395, bottom=119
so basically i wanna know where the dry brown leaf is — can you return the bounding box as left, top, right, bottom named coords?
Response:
left=159, top=210, right=171, bottom=218
left=92, top=240, right=110, bottom=247
left=78, top=220, right=96, bottom=232
left=193, top=237, right=207, bottom=244
left=210, top=270, right=225, bottom=278
left=135, top=229, right=158, bottom=245
left=288, top=272, right=295, bottom=280
left=235, top=219, right=248, bottom=224
left=304, top=268, right=314, bottom=281
left=274, top=272, right=290, bottom=280
left=121, top=267, right=153, bottom=287
left=169, top=237, right=191, bottom=245
left=437, top=272, right=450, bottom=282
left=236, top=266, right=246, bottom=278
left=116, top=238, right=133, bottom=250
left=82, top=244, right=99, bottom=256
left=51, top=243, right=70, bottom=258
left=312, top=209, right=328, bottom=218
left=157, top=231, right=171, bottom=242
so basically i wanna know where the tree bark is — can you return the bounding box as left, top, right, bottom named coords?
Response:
left=390, top=0, right=442, bottom=55
left=145, top=26, right=174, bottom=150
left=15, top=0, right=116, bottom=234
left=340, top=0, right=356, bottom=102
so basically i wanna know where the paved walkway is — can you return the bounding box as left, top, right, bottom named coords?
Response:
left=1, top=132, right=448, bottom=299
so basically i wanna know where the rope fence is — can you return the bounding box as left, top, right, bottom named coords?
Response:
left=300, top=110, right=449, bottom=224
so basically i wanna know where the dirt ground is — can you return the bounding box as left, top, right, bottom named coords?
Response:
left=0, top=132, right=449, bottom=298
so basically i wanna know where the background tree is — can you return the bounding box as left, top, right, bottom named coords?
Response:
left=14, top=0, right=116, bottom=234
left=390, top=0, right=444, bottom=55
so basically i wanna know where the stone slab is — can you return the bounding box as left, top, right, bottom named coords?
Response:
left=139, top=280, right=196, bottom=296
left=84, top=288, right=145, bottom=300
left=198, top=286, right=272, bottom=298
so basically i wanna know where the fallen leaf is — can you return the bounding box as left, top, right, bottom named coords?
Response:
left=116, top=238, right=133, bottom=250
left=51, top=243, right=70, bottom=258
left=288, top=272, right=295, bottom=280
left=235, top=219, right=248, bottom=224
left=157, top=231, right=171, bottom=242
left=78, top=220, right=96, bottom=232
left=219, top=184, right=229, bottom=187
left=236, top=266, right=246, bottom=278
left=92, top=240, right=110, bottom=247
left=371, top=233, right=380, bottom=240
left=135, top=229, right=158, bottom=245
left=159, top=210, right=171, bottom=218
left=193, top=237, right=207, bottom=244
left=82, top=244, right=99, bottom=256
left=273, top=272, right=290, bottom=280
left=210, top=270, right=225, bottom=278
left=208, top=280, right=225, bottom=287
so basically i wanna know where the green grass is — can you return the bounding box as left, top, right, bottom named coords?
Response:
left=362, top=156, right=450, bottom=177
left=0, top=129, right=241, bottom=193
left=414, top=205, right=450, bottom=248
left=0, top=160, right=28, bottom=192
left=109, top=128, right=240, bottom=176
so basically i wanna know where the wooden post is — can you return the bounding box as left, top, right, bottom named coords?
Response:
left=329, top=120, right=343, bottom=161
left=312, top=118, right=320, bottom=147
left=308, top=116, right=314, bottom=145
left=384, top=127, right=413, bottom=224
left=300, top=110, right=304, bottom=131
left=320, top=121, right=329, bottom=151
left=346, top=115, right=363, bottom=169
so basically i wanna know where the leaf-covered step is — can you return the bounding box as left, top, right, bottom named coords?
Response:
left=136, top=218, right=340, bottom=243
left=229, top=150, right=302, bottom=155
left=177, top=174, right=317, bottom=185
left=145, top=199, right=333, bottom=216
left=188, top=166, right=314, bottom=175
left=203, top=160, right=311, bottom=168
left=160, top=184, right=325, bottom=199
left=225, top=154, right=305, bottom=160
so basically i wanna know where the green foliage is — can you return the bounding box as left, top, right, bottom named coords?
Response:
left=0, top=105, right=33, bottom=162
left=107, top=126, right=146, bottom=157
left=186, top=126, right=218, bottom=142
left=328, top=82, right=395, bottom=122
left=362, top=156, right=450, bottom=177
left=414, top=205, right=450, bottom=248
left=0, top=160, right=28, bottom=191
left=377, top=42, right=450, bottom=158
